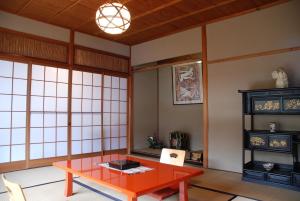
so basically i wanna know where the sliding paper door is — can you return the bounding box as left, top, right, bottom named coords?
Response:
left=0, top=60, right=28, bottom=163
left=30, top=65, right=69, bottom=159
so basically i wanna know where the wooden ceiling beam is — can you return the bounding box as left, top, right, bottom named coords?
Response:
left=47, top=0, right=82, bottom=23
left=119, top=0, right=237, bottom=39
left=16, top=0, right=33, bottom=14
left=74, top=0, right=133, bottom=29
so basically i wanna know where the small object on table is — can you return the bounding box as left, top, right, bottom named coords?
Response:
left=262, top=162, right=274, bottom=171
left=190, top=150, right=203, bottom=162
left=108, top=160, right=140, bottom=170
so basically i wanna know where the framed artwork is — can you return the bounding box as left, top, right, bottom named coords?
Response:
left=172, top=61, right=203, bottom=104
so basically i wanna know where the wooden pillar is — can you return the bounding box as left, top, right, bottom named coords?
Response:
left=25, top=62, right=32, bottom=168
left=127, top=47, right=133, bottom=154
left=202, top=25, right=209, bottom=168
left=67, top=30, right=74, bottom=159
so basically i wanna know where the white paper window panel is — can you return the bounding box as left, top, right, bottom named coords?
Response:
left=111, top=101, right=119, bottom=113
left=32, top=65, right=44, bottom=80
left=120, top=114, right=127, bottom=125
left=103, top=113, right=110, bottom=125
left=14, top=62, right=28, bottom=79
left=57, top=83, right=68, bottom=97
left=111, top=126, right=119, bottom=137
left=120, top=125, right=127, bottom=137
left=120, top=78, right=127, bottom=89
left=57, top=142, right=67, bottom=156
left=104, top=138, right=110, bottom=150
left=57, top=98, right=68, bottom=112
left=92, top=100, right=101, bottom=112
left=13, top=79, right=27, bottom=95
left=44, top=128, right=56, bottom=142
left=30, top=128, right=43, bottom=143
left=93, top=126, right=101, bottom=139
left=11, top=128, right=26, bottom=144
left=72, top=99, right=81, bottom=112
left=103, top=126, right=110, bottom=138
left=83, top=72, right=93, bottom=85
left=120, top=102, right=127, bottom=113
left=93, top=139, right=101, bottom=152
left=44, top=113, right=56, bottom=127
left=0, top=77, right=12, bottom=94
left=12, top=95, right=26, bottom=111
left=83, top=85, right=92, bottom=98
left=104, top=75, right=111, bottom=87
left=72, top=84, right=82, bottom=98
left=82, top=113, right=92, bottom=126
left=57, top=127, right=67, bottom=141
left=93, top=74, right=102, bottom=86
left=93, top=87, right=101, bottom=99
left=0, top=60, right=13, bottom=77
left=120, top=90, right=127, bottom=101
left=92, top=113, right=101, bottom=126
left=72, top=127, right=81, bottom=140
left=11, top=145, right=25, bottom=161
left=103, top=101, right=110, bottom=112
left=30, top=113, right=43, bottom=127
left=30, top=144, right=43, bottom=159
left=30, top=96, right=43, bottom=111
left=44, top=143, right=56, bottom=158
left=72, top=71, right=82, bottom=84
left=57, top=68, right=69, bottom=83
left=44, top=82, right=56, bottom=97
left=82, top=140, right=92, bottom=153
left=72, top=113, right=81, bottom=126
left=111, top=89, right=119, bottom=100
left=111, top=138, right=119, bottom=150
left=0, top=146, right=10, bottom=163
left=82, top=99, right=92, bottom=112
left=120, top=137, right=127, bottom=149
left=111, top=113, right=119, bottom=125
left=12, top=112, right=26, bottom=128
left=45, top=67, right=57, bottom=82
left=103, top=88, right=111, bottom=100
left=31, top=80, right=44, bottom=96
left=111, top=77, right=119, bottom=88
left=0, top=95, right=11, bottom=111
left=82, top=127, right=92, bottom=139
left=0, top=129, right=10, bottom=145
left=0, top=112, right=11, bottom=128
left=57, top=113, right=68, bottom=127
left=72, top=141, right=81, bottom=154
left=44, top=97, right=56, bottom=111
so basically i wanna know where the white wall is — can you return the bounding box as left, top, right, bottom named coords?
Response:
left=131, top=27, right=202, bottom=66
left=0, top=11, right=130, bottom=56
left=207, top=0, right=300, bottom=173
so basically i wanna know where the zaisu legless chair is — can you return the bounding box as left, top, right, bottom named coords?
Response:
left=2, top=174, right=27, bottom=201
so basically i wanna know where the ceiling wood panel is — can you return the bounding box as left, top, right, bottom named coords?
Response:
left=0, top=0, right=288, bottom=45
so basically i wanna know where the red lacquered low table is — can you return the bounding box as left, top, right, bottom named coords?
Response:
left=53, top=154, right=203, bottom=201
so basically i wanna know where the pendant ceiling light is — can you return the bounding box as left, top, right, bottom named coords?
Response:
left=95, top=2, right=131, bottom=35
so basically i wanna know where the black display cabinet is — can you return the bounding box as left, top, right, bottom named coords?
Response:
left=239, top=88, right=300, bottom=191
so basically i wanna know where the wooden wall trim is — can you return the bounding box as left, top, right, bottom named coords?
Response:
left=128, top=47, right=134, bottom=154
left=75, top=45, right=130, bottom=60
left=202, top=25, right=209, bottom=169
left=208, top=46, right=300, bottom=65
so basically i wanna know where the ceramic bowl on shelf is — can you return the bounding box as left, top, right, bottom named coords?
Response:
left=263, top=162, right=274, bottom=171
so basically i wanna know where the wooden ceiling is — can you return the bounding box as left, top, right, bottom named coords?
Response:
left=0, top=0, right=287, bottom=45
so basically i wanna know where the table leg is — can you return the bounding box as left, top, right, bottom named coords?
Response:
left=65, top=172, right=73, bottom=197
left=179, top=180, right=188, bottom=201
left=127, top=195, right=137, bottom=201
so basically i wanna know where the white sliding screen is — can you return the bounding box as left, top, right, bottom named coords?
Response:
left=71, top=71, right=102, bottom=155
left=0, top=60, right=28, bottom=163
left=103, top=75, right=128, bottom=151
left=30, top=65, right=69, bottom=159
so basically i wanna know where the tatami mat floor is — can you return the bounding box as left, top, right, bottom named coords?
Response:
left=1, top=162, right=299, bottom=201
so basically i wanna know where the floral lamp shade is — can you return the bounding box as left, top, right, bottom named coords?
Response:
left=95, top=2, right=131, bottom=35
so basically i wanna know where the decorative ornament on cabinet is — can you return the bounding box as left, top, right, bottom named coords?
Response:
left=272, top=67, right=288, bottom=88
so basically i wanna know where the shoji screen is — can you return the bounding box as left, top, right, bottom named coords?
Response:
left=30, top=65, right=69, bottom=159
left=0, top=60, right=28, bottom=163
left=71, top=71, right=102, bottom=155
left=103, top=75, right=127, bottom=151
